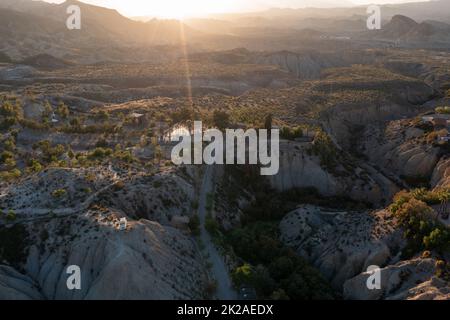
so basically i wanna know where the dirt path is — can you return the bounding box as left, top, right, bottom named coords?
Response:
left=199, top=166, right=237, bottom=300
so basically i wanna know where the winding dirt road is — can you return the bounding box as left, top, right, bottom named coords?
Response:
left=198, top=166, right=237, bottom=300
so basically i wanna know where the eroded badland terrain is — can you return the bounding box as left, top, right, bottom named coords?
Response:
left=0, top=0, right=450, bottom=300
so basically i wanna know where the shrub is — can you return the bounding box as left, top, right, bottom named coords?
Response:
left=0, top=116, right=17, bottom=130
left=232, top=263, right=254, bottom=287
left=19, top=118, right=48, bottom=130
left=310, top=131, right=338, bottom=170
left=6, top=209, right=16, bottom=222
left=56, top=102, right=70, bottom=120
left=27, top=159, right=43, bottom=173
left=88, top=147, right=113, bottom=160
left=94, top=110, right=109, bottom=122
left=52, top=189, right=67, bottom=198
left=205, top=214, right=220, bottom=237
left=188, top=215, right=200, bottom=236
left=392, top=197, right=450, bottom=255
left=213, top=110, right=231, bottom=130
left=435, top=106, right=450, bottom=114
left=280, top=126, right=303, bottom=140
left=41, top=101, right=53, bottom=122
left=423, top=228, right=450, bottom=251
left=113, top=149, right=134, bottom=163
left=0, top=101, right=19, bottom=117
left=0, top=169, right=21, bottom=181
left=0, top=150, right=14, bottom=163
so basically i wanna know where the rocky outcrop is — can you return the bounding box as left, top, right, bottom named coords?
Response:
left=253, top=50, right=378, bottom=80
left=0, top=265, right=42, bottom=300
left=270, top=140, right=399, bottom=205
left=0, top=167, right=196, bottom=225
left=431, top=157, right=450, bottom=189
left=0, top=165, right=208, bottom=300
left=323, top=101, right=431, bottom=149
left=0, top=211, right=207, bottom=300
left=100, top=170, right=196, bottom=224
left=360, top=120, right=441, bottom=180
left=344, top=257, right=450, bottom=300
left=279, top=205, right=403, bottom=289
left=371, top=15, right=450, bottom=43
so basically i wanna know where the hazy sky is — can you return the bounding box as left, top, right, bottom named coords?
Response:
left=43, top=0, right=430, bottom=18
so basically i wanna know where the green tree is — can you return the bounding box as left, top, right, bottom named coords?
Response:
left=6, top=209, right=16, bottom=222
left=264, top=113, right=273, bottom=131
left=213, top=110, right=231, bottom=130
left=232, top=264, right=254, bottom=287
left=56, top=102, right=70, bottom=120
left=188, top=215, right=200, bottom=236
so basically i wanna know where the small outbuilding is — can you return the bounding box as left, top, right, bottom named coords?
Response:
left=118, top=217, right=128, bottom=231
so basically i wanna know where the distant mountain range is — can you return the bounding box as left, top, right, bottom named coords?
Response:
left=1, top=0, right=450, bottom=62
left=364, top=14, right=450, bottom=43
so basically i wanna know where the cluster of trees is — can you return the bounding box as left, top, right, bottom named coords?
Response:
left=0, top=133, right=21, bottom=181
left=0, top=98, right=72, bottom=131
left=32, top=140, right=66, bottom=163
left=436, top=106, right=450, bottom=114
left=390, top=190, right=450, bottom=257
left=56, top=102, right=70, bottom=120
left=227, top=222, right=335, bottom=300
left=280, top=126, right=303, bottom=140
left=92, top=110, right=109, bottom=122
left=59, top=121, right=119, bottom=134
left=0, top=223, right=28, bottom=269
left=0, top=100, right=22, bottom=130
left=169, top=107, right=195, bottom=125
left=212, top=110, right=231, bottom=130
left=309, top=131, right=338, bottom=170
left=242, top=186, right=368, bottom=225
left=188, top=215, right=200, bottom=236
left=83, top=146, right=134, bottom=165
left=41, top=101, right=69, bottom=124
left=88, top=147, right=113, bottom=160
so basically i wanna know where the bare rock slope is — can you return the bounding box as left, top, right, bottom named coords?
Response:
left=280, top=205, right=403, bottom=288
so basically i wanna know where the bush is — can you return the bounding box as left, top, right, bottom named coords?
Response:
left=27, top=159, right=43, bottom=173
left=0, top=169, right=21, bottom=181
left=435, top=106, right=450, bottom=114
left=205, top=214, right=220, bottom=237
left=310, top=131, right=338, bottom=170
left=0, top=101, right=20, bottom=117
left=188, top=215, right=200, bottom=236
left=0, top=150, right=14, bottom=163
left=113, top=149, right=134, bottom=163
left=56, top=103, right=70, bottom=120
left=280, top=126, right=303, bottom=140
left=52, top=189, right=67, bottom=199
left=94, top=110, right=109, bottom=122
left=6, top=209, right=16, bottom=222
left=392, top=196, right=450, bottom=256
left=18, top=118, right=48, bottom=130
left=88, top=147, right=113, bottom=160
left=33, top=140, right=65, bottom=163
left=423, top=228, right=450, bottom=251
left=213, top=110, right=231, bottom=130
left=232, top=263, right=254, bottom=287
left=0, top=224, right=29, bottom=268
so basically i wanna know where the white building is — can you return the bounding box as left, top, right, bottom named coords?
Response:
left=118, top=218, right=128, bottom=231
